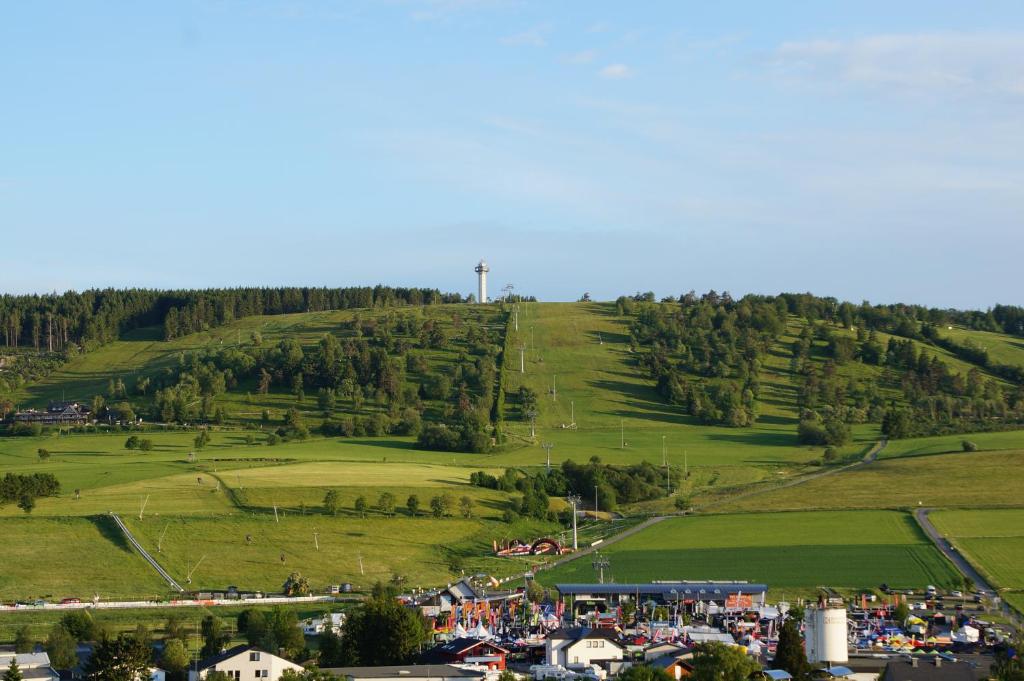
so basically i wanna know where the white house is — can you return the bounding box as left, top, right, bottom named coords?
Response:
left=0, top=651, right=60, bottom=681
left=188, top=646, right=302, bottom=681
left=303, top=613, right=346, bottom=636
left=545, top=629, right=625, bottom=669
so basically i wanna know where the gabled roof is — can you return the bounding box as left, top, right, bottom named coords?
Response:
left=433, top=638, right=508, bottom=655
left=196, top=645, right=257, bottom=671
left=549, top=628, right=625, bottom=647
left=650, top=657, right=694, bottom=671
left=324, top=665, right=485, bottom=680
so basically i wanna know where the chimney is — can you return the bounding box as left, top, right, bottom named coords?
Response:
left=911, top=657, right=918, bottom=668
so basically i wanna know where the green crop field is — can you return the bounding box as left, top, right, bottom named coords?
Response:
left=715, top=450, right=1024, bottom=512
left=541, top=510, right=959, bottom=592
left=931, top=509, right=1024, bottom=593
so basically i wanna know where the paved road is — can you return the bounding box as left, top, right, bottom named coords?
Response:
left=110, top=513, right=185, bottom=593
left=913, top=507, right=994, bottom=596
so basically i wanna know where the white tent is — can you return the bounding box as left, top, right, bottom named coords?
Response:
left=470, top=622, right=493, bottom=639
left=454, top=623, right=469, bottom=638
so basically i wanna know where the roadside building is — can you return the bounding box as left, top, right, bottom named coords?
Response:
left=188, top=646, right=302, bottom=681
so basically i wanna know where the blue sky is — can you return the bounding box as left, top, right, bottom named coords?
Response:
left=1, top=1, right=1022, bottom=308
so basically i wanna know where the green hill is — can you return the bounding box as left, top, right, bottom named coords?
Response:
left=3, top=295, right=1024, bottom=605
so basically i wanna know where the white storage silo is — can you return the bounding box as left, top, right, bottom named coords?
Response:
left=804, top=606, right=848, bottom=664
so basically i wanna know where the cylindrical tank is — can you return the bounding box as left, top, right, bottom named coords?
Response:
left=804, top=606, right=848, bottom=664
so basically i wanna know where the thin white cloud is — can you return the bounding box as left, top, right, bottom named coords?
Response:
left=500, top=23, right=549, bottom=47
left=564, top=49, right=598, bottom=65
left=599, top=63, right=632, bottom=79
left=769, top=31, right=1024, bottom=95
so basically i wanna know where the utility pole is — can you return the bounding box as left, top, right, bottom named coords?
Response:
left=570, top=401, right=575, bottom=428
left=592, top=553, right=610, bottom=585
left=567, top=495, right=580, bottom=550
left=552, top=375, right=557, bottom=401
left=541, top=442, right=554, bottom=472
left=313, top=529, right=320, bottom=552
left=520, top=345, right=525, bottom=373
left=139, top=495, right=150, bottom=521
left=527, top=410, right=538, bottom=439
left=620, top=420, right=624, bottom=449
left=594, top=483, right=599, bottom=514
left=684, top=450, right=688, bottom=477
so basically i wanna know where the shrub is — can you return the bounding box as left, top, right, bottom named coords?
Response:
left=962, top=440, right=978, bottom=452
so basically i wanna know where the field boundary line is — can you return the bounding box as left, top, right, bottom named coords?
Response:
left=109, top=513, right=185, bottom=593
left=693, top=438, right=888, bottom=512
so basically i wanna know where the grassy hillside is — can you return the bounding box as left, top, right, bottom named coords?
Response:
left=4, top=300, right=1024, bottom=601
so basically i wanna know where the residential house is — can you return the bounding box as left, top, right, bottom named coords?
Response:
left=12, top=401, right=90, bottom=426
left=650, top=655, right=693, bottom=680
left=545, top=629, right=626, bottom=670
left=188, top=646, right=302, bottom=681
left=0, top=650, right=60, bottom=681
left=419, top=638, right=508, bottom=670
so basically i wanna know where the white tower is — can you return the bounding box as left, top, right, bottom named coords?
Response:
left=474, top=259, right=489, bottom=304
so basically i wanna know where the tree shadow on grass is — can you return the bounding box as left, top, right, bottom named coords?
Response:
left=90, top=514, right=133, bottom=553
left=704, top=431, right=797, bottom=447
left=343, top=439, right=417, bottom=451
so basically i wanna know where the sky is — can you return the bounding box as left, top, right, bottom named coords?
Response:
left=1, top=1, right=1022, bottom=309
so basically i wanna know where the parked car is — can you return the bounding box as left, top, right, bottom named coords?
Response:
left=950, top=590, right=963, bottom=598
left=60, top=597, right=81, bottom=604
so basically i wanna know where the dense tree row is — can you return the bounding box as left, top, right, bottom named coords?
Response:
left=472, top=457, right=679, bottom=515
left=0, top=472, right=60, bottom=512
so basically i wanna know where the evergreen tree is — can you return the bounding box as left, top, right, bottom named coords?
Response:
left=773, top=618, right=810, bottom=680
left=83, top=634, right=150, bottom=681
left=3, top=659, right=22, bottom=681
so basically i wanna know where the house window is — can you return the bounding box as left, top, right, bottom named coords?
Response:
left=261, top=672, right=269, bottom=678
left=250, top=653, right=261, bottom=662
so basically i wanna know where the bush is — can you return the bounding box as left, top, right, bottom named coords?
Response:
left=962, top=440, right=978, bottom=452
left=823, top=447, right=837, bottom=463
left=139, top=439, right=153, bottom=451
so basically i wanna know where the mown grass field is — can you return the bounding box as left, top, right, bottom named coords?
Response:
left=541, top=510, right=959, bottom=592
left=931, top=509, right=1024, bottom=593
left=0, top=516, right=169, bottom=600
left=715, top=450, right=1024, bottom=512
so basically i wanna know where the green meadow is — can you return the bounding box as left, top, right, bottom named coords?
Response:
left=541, top=510, right=960, bottom=593
left=931, top=509, right=1024, bottom=595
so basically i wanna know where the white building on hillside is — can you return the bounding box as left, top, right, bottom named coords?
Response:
left=188, top=646, right=302, bottom=681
